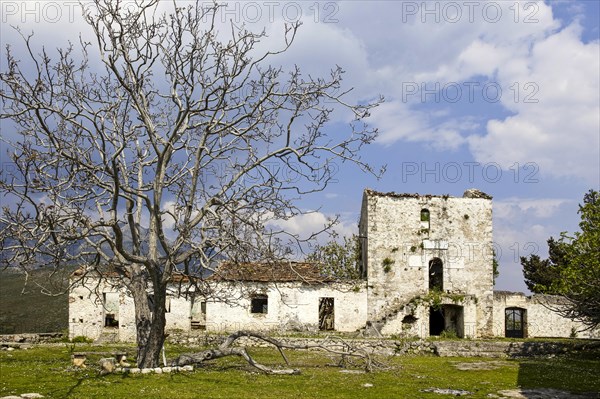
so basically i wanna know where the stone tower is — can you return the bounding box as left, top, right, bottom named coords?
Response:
left=358, top=189, right=494, bottom=338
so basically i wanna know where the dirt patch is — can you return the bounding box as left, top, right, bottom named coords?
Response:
left=453, top=361, right=511, bottom=371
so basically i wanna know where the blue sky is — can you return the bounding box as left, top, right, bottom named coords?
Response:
left=1, top=1, right=599, bottom=293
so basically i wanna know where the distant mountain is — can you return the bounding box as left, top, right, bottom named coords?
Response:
left=1, top=221, right=223, bottom=274
left=0, top=269, right=68, bottom=334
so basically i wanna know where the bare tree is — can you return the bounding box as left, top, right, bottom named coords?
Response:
left=0, top=0, right=382, bottom=368
left=172, top=330, right=387, bottom=374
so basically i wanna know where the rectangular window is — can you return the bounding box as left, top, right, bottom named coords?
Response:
left=319, top=297, right=335, bottom=331
left=250, top=295, right=268, bottom=314
left=191, top=300, right=207, bottom=330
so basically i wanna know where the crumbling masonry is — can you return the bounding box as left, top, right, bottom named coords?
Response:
left=69, top=189, right=598, bottom=341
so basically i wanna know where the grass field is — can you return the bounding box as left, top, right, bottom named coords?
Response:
left=1, top=344, right=599, bottom=399
left=1, top=271, right=598, bottom=398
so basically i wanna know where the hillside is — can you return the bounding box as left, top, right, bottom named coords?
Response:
left=0, top=269, right=69, bottom=334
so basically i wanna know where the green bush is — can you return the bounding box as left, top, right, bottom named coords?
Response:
left=71, top=336, right=93, bottom=343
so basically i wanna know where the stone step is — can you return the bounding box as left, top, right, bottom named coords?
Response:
left=94, top=330, right=119, bottom=344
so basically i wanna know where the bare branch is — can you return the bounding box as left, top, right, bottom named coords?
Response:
left=0, top=0, right=383, bottom=368
left=172, top=330, right=387, bottom=374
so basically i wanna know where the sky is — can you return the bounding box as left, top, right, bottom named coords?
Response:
left=1, top=1, right=599, bottom=293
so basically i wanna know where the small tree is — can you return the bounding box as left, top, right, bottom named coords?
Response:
left=306, top=234, right=361, bottom=280
left=0, top=1, right=382, bottom=368
left=492, top=249, right=499, bottom=285
left=521, top=237, right=568, bottom=293
left=520, top=190, right=600, bottom=329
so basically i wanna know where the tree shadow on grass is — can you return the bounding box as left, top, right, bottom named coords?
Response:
left=57, top=373, right=100, bottom=399
left=516, top=357, right=600, bottom=398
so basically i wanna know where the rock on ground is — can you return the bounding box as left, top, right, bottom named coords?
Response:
left=421, top=388, right=472, bottom=396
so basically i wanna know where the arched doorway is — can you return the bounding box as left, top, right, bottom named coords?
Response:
left=505, top=308, right=526, bottom=338
left=429, top=258, right=443, bottom=291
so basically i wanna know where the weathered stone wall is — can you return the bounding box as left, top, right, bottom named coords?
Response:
left=69, top=277, right=368, bottom=342
left=67, top=189, right=596, bottom=342
left=69, top=278, right=203, bottom=341
left=164, top=332, right=600, bottom=358
left=433, top=339, right=600, bottom=358
left=69, top=280, right=109, bottom=340
left=165, top=332, right=435, bottom=356
left=69, top=277, right=598, bottom=342
left=492, top=291, right=600, bottom=339
left=360, top=191, right=494, bottom=338
left=206, top=282, right=368, bottom=333
left=0, top=332, right=63, bottom=344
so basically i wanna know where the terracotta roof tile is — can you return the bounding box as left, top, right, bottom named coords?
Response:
left=213, top=261, right=332, bottom=283
left=72, top=262, right=334, bottom=284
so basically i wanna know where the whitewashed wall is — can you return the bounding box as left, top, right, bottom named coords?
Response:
left=69, top=276, right=368, bottom=341
left=69, top=281, right=106, bottom=340
left=205, top=282, right=368, bottom=333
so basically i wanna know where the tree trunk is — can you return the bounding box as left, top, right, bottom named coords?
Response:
left=130, top=271, right=167, bottom=368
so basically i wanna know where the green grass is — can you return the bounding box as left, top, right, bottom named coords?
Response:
left=1, top=344, right=599, bottom=399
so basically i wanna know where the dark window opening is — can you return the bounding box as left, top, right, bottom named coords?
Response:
left=102, top=292, right=120, bottom=328
left=429, top=305, right=464, bottom=338
left=104, top=313, right=119, bottom=328
left=429, top=258, right=443, bottom=291
left=429, top=308, right=445, bottom=336
left=251, top=295, right=268, bottom=314
left=505, top=308, right=526, bottom=338
left=421, top=208, right=431, bottom=231
left=402, top=315, right=418, bottom=324
left=319, top=297, right=335, bottom=331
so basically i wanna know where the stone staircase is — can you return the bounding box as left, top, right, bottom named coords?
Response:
left=359, top=301, right=413, bottom=337
left=94, top=329, right=119, bottom=344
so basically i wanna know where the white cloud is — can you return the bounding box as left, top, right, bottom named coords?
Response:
left=494, top=197, right=573, bottom=219
left=467, top=23, right=599, bottom=184
left=266, top=210, right=356, bottom=242
left=371, top=101, right=475, bottom=150
left=307, top=1, right=599, bottom=184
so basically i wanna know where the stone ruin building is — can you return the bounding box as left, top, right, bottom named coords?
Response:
left=69, top=189, right=597, bottom=342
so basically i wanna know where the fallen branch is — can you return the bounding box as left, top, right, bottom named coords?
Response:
left=171, top=330, right=387, bottom=375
